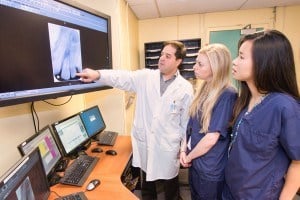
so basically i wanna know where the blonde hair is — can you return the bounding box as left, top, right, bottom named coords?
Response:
left=189, top=43, right=232, bottom=133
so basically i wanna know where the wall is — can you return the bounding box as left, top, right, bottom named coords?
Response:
left=275, top=6, right=300, bottom=86
left=0, top=0, right=138, bottom=176
left=138, top=6, right=300, bottom=85
left=83, top=0, right=139, bottom=135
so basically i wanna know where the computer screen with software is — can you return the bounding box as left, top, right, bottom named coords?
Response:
left=52, top=114, right=89, bottom=157
left=17, top=125, right=62, bottom=177
left=80, top=105, right=106, bottom=138
left=0, top=148, right=50, bottom=200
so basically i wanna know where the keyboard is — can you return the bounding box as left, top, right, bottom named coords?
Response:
left=55, top=192, right=88, bottom=200
left=60, top=155, right=99, bottom=186
left=97, top=131, right=118, bottom=146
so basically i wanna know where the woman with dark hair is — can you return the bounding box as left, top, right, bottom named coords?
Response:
left=223, top=30, right=300, bottom=199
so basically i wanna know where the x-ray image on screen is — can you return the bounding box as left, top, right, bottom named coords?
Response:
left=48, top=23, right=83, bottom=82
left=16, top=177, right=35, bottom=200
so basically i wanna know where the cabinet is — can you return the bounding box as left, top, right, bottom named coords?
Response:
left=144, top=38, right=201, bottom=79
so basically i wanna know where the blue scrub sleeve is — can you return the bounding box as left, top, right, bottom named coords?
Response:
left=208, top=90, right=237, bottom=138
left=280, top=103, right=300, bottom=160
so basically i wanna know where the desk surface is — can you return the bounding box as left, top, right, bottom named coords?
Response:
left=49, top=135, right=139, bottom=200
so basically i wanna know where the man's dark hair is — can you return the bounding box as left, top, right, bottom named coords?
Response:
left=163, top=41, right=186, bottom=60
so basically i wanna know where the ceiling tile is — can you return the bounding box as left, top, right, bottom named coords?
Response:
left=125, top=0, right=300, bottom=19
left=130, top=3, right=160, bottom=19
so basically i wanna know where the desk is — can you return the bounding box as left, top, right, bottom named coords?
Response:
left=49, top=136, right=139, bottom=200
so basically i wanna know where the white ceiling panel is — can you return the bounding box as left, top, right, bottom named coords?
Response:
left=157, top=0, right=243, bottom=17
left=125, top=0, right=300, bottom=19
left=130, top=3, right=160, bottom=19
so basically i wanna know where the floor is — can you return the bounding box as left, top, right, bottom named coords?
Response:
left=133, top=168, right=191, bottom=200
left=134, top=187, right=300, bottom=200
left=133, top=168, right=300, bottom=200
left=134, top=185, right=191, bottom=200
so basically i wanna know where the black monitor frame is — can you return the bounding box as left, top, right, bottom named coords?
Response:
left=52, top=113, right=90, bottom=158
left=0, top=148, right=50, bottom=200
left=17, top=125, right=62, bottom=181
left=0, top=0, right=112, bottom=107
left=79, top=105, right=106, bottom=139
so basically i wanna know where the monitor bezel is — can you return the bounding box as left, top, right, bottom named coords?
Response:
left=0, top=0, right=113, bottom=107
left=17, top=125, right=63, bottom=177
left=79, top=105, right=106, bottom=139
left=51, top=113, right=90, bottom=158
left=0, top=148, right=50, bottom=200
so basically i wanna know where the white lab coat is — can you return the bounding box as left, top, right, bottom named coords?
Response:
left=98, top=69, right=193, bottom=181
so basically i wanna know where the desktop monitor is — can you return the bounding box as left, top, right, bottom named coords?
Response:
left=52, top=114, right=89, bottom=158
left=0, top=148, right=50, bottom=200
left=80, top=105, right=106, bottom=138
left=17, top=125, right=62, bottom=179
left=0, top=0, right=112, bottom=107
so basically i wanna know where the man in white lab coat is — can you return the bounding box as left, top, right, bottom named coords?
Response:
left=77, top=41, right=193, bottom=200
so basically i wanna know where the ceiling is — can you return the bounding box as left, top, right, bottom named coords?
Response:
left=124, top=0, right=300, bottom=20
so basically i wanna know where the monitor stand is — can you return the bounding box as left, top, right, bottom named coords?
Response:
left=48, top=173, right=62, bottom=186
left=55, top=158, right=70, bottom=172
left=68, top=144, right=89, bottom=160
left=82, top=139, right=92, bottom=150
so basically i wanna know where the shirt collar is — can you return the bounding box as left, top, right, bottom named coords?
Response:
left=160, top=70, right=178, bottom=82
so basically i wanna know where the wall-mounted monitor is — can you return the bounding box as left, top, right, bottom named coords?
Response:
left=0, top=148, right=50, bottom=200
left=79, top=105, right=106, bottom=139
left=0, top=0, right=112, bottom=107
left=52, top=114, right=89, bottom=158
left=17, top=125, right=62, bottom=182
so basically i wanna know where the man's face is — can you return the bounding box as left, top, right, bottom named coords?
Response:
left=158, top=44, right=182, bottom=76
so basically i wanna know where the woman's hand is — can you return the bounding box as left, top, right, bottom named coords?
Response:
left=180, top=151, right=192, bottom=168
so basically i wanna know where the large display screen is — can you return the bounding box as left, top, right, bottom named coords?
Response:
left=0, top=0, right=112, bottom=107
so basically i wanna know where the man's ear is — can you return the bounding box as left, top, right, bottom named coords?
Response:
left=176, top=58, right=183, bottom=67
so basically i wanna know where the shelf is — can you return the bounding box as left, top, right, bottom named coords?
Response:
left=145, top=56, right=160, bottom=60
left=182, top=61, right=195, bottom=65
left=144, top=38, right=201, bottom=79
left=147, top=64, right=158, bottom=67
left=186, top=46, right=200, bottom=50
left=186, top=53, right=198, bottom=57
left=145, top=49, right=161, bottom=53
left=181, top=68, right=194, bottom=72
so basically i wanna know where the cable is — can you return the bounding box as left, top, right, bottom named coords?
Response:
left=42, top=96, right=73, bottom=106
left=50, top=190, right=61, bottom=198
left=30, top=96, right=73, bottom=133
left=31, top=102, right=39, bottom=133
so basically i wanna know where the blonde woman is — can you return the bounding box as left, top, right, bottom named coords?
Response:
left=180, top=44, right=237, bottom=200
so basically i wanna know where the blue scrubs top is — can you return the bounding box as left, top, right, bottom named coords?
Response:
left=187, top=87, right=237, bottom=181
left=225, top=93, right=300, bottom=199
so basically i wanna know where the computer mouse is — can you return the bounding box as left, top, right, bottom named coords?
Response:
left=86, top=179, right=101, bottom=191
left=105, top=149, right=117, bottom=156
left=91, top=147, right=103, bottom=153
